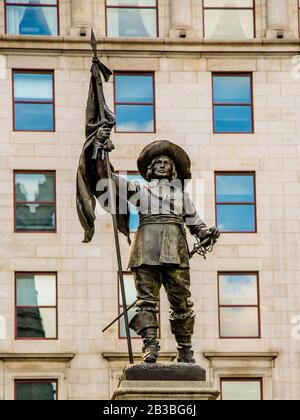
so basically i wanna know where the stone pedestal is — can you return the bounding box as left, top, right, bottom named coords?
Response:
left=266, top=0, right=291, bottom=38
left=169, top=0, right=194, bottom=39
left=112, top=363, right=220, bottom=401
left=70, top=0, right=93, bottom=37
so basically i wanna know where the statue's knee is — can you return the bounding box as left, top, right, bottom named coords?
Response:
left=169, top=310, right=195, bottom=336
left=129, top=306, right=159, bottom=335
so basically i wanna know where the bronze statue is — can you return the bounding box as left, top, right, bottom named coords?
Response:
left=77, top=32, right=220, bottom=365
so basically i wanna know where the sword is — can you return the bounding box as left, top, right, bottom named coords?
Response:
left=102, top=300, right=138, bottom=333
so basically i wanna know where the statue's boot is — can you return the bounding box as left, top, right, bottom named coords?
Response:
left=129, top=306, right=159, bottom=364
left=141, top=327, right=160, bottom=364
left=176, top=335, right=196, bottom=364
left=169, top=314, right=196, bottom=364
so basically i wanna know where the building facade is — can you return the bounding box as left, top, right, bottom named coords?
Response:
left=0, top=0, right=300, bottom=400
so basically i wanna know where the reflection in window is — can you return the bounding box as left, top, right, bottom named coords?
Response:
left=119, top=273, right=139, bottom=338
left=106, top=0, right=158, bottom=38
left=16, top=273, right=57, bottom=339
left=15, top=380, right=57, bottom=400
left=13, top=71, right=55, bottom=131
left=221, top=379, right=262, bottom=400
left=213, top=74, right=253, bottom=133
left=215, top=173, right=256, bottom=233
left=218, top=273, right=260, bottom=338
left=122, top=173, right=148, bottom=231
left=6, top=0, right=59, bottom=36
left=203, top=0, right=255, bottom=39
left=15, top=172, right=56, bottom=232
left=114, top=73, right=155, bottom=132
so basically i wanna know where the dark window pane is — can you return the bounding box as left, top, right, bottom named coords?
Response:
left=6, top=4, right=58, bottom=36
left=222, top=381, right=261, bottom=401
left=115, top=75, right=153, bottom=103
left=14, top=73, right=53, bottom=102
left=16, top=204, right=55, bottom=231
left=220, top=307, right=259, bottom=338
left=15, top=173, right=55, bottom=202
left=17, top=307, right=56, bottom=338
left=16, top=381, right=57, bottom=401
left=214, top=76, right=251, bottom=104
left=16, top=274, right=56, bottom=307
left=219, top=274, right=258, bottom=305
left=216, top=175, right=254, bottom=203
left=15, top=103, right=54, bottom=131
left=217, top=204, right=255, bottom=232
left=107, top=8, right=157, bottom=38
left=204, top=9, right=254, bottom=39
left=116, top=105, right=154, bottom=132
left=214, top=105, right=252, bottom=133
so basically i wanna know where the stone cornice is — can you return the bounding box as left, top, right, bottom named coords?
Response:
left=0, top=353, right=75, bottom=363
left=102, top=352, right=177, bottom=362
left=203, top=352, right=279, bottom=361
left=0, top=36, right=300, bottom=57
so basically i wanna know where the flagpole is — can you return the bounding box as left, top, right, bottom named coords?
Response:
left=105, top=152, right=134, bottom=365
left=90, top=30, right=134, bottom=365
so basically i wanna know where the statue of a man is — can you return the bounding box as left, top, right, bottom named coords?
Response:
left=78, top=120, right=220, bottom=364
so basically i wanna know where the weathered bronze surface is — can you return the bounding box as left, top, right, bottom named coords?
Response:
left=77, top=33, right=220, bottom=365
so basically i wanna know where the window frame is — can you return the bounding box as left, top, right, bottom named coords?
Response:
left=218, top=272, right=261, bottom=339
left=5, top=0, right=60, bottom=36
left=116, top=170, right=146, bottom=232
left=220, top=378, right=263, bottom=400
left=15, top=272, right=58, bottom=341
left=113, top=71, right=156, bottom=134
left=14, top=379, right=58, bottom=400
left=14, top=170, right=57, bottom=233
left=118, top=271, right=160, bottom=340
left=105, top=0, right=159, bottom=38
left=212, top=72, right=254, bottom=134
left=299, top=0, right=300, bottom=38
left=203, top=0, right=256, bottom=39
left=12, top=69, right=55, bottom=132
left=214, top=171, right=257, bottom=234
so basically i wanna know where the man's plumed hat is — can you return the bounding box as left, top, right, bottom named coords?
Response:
left=137, top=140, right=192, bottom=182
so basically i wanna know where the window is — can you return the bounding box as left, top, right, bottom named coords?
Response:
left=120, top=173, right=147, bottom=231
left=221, top=379, right=262, bottom=400
left=212, top=73, right=253, bottom=133
left=118, top=272, right=160, bottom=339
left=218, top=272, right=260, bottom=338
left=13, top=70, right=55, bottom=132
left=203, top=0, right=255, bottom=39
left=114, top=72, right=155, bottom=132
left=106, top=0, right=158, bottom=38
left=5, top=0, right=59, bottom=36
left=15, top=380, right=57, bottom=400
left=299, top=1, right=300, bottom=38
left=15, top=272, right=57, bottom=339
left=14, top=171, right=56, bottom=232
left=119, top=273, right=139, bottom=339
left=215, top=172, right=256, bottom=233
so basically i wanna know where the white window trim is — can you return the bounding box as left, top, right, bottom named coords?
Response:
left=204, top=352, right=278, bottom=400
left=0, top=353, right=74, bottom=400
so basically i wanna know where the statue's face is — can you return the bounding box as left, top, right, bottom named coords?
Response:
left=152, top=156, right=173, bottom=180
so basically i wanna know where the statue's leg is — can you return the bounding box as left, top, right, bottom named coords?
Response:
left=163, top=267, right=196, bottom=364
left=129, top=266, right=162, bottom=363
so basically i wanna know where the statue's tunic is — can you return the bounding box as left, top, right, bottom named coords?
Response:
left=110, top=176, right=206, bottom=269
